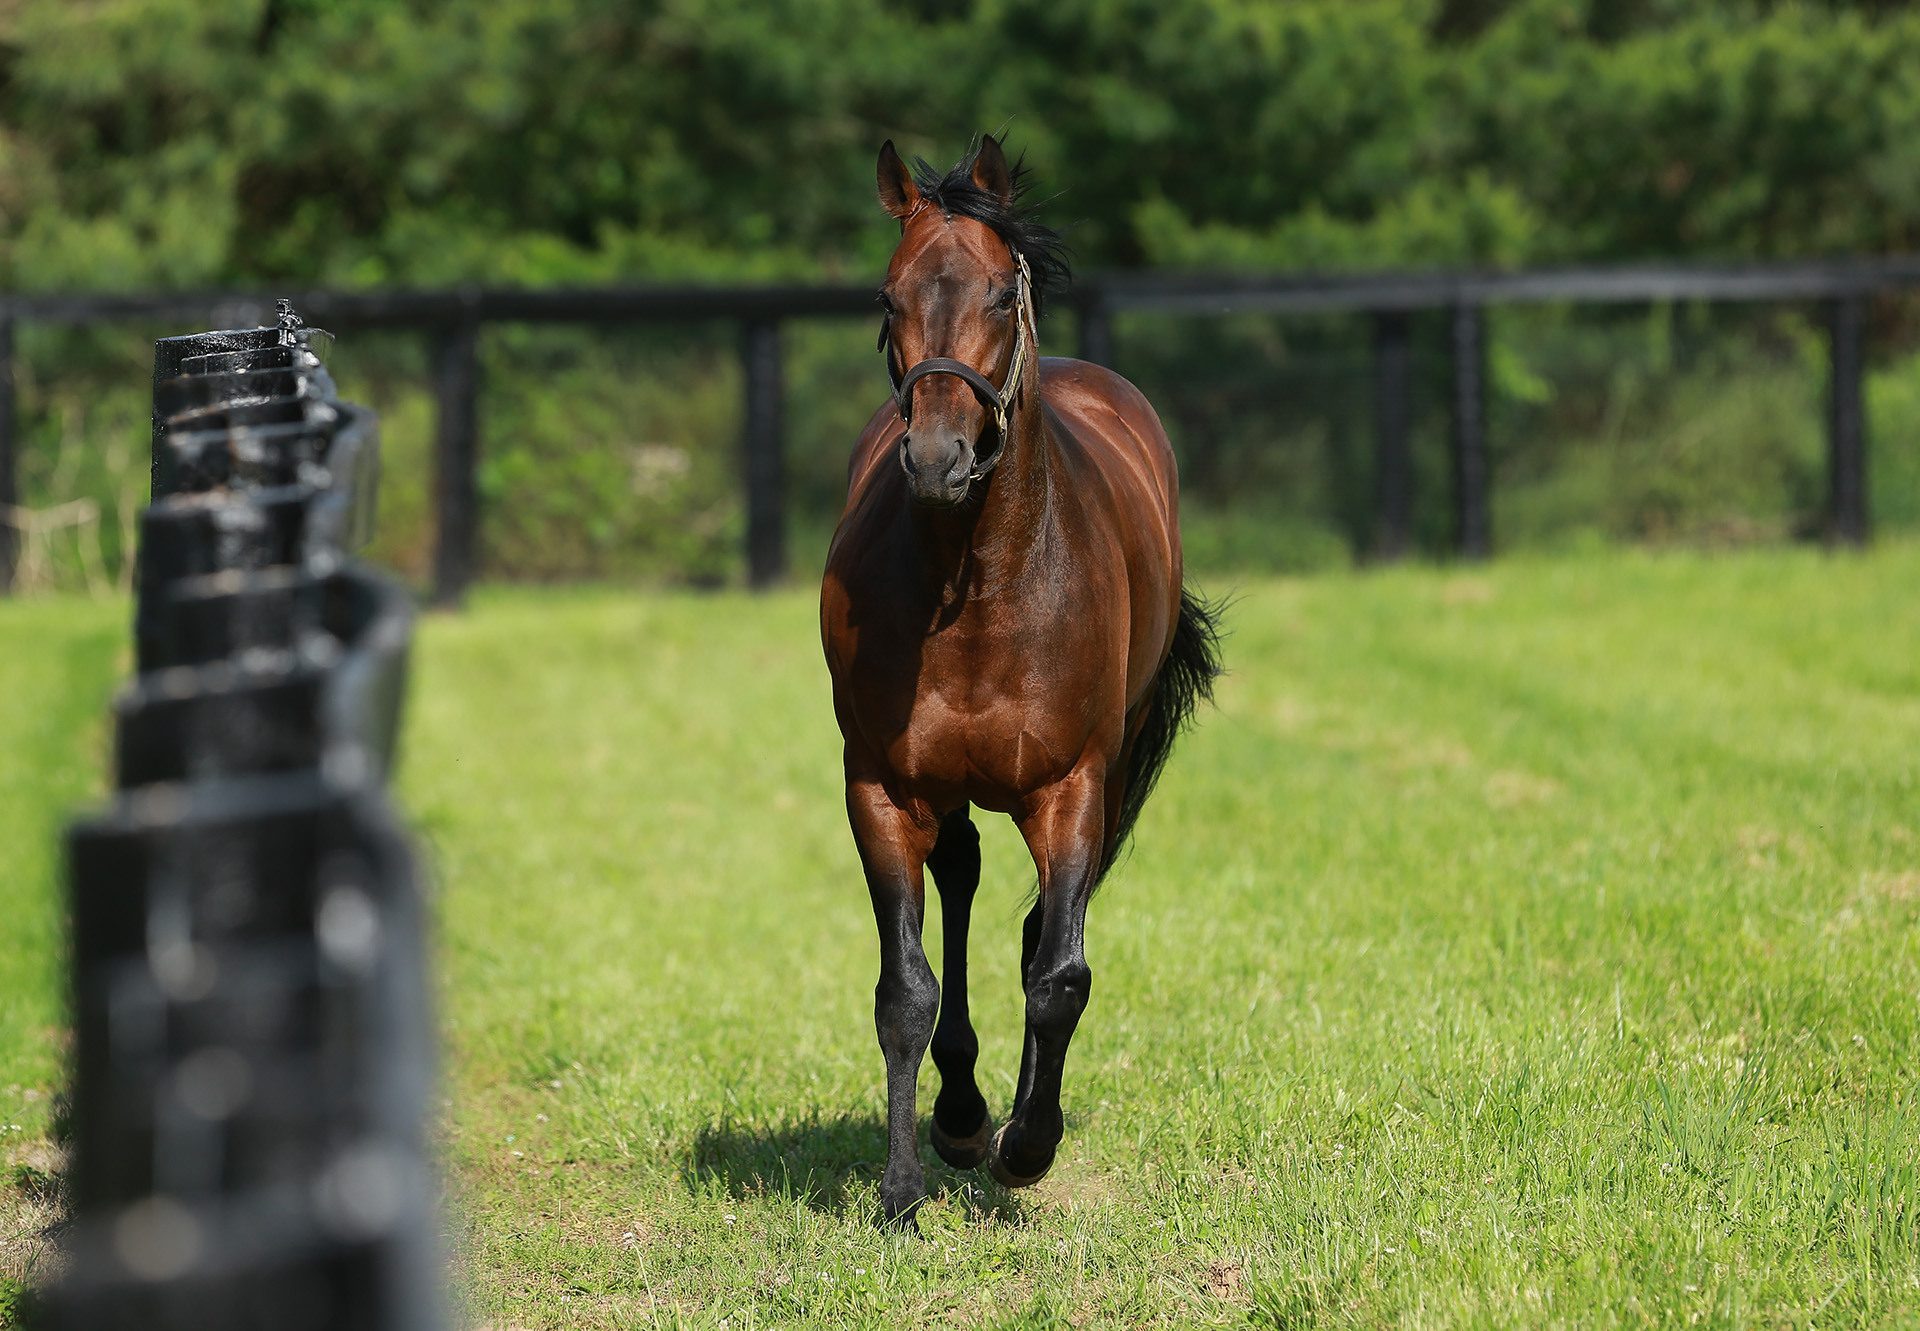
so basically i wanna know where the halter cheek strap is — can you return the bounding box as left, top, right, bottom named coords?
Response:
left=880, top=251, right=1035, bottom=472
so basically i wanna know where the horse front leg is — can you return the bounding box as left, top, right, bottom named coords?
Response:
left=847, top=777, right=941, bottom=1227
left=1007, top=899, right=1043, bottom=1123
left=992, top=767, right=1103, bottom=1188
left=927, top=808, right=994, bottom=1168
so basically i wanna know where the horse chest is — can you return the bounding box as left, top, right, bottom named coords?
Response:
left=848, top=616, right=1104, bottom=805
left=883, top=697, right=1071, bottom=808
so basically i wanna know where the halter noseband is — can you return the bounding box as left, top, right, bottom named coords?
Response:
left=878, top=249, right=1035, bottom=476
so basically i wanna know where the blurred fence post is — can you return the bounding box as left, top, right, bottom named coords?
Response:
left=1078, top=295, right=1114, bottom=367
left=54, top=313, right=444, bottom=1331
left=1449, top=301, right=1491, bottom=560
left=0, top=313, right=15, bottom=594
left=1372, top=310, right=1413, bottom=561
left=1826, top=295, right=1869, bottom=547
left=742, top=318, right=787, bottom=589
left=431, top=315, right=481, bottom=608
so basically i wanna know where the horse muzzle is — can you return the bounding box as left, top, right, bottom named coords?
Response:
left=900, top=431, right=977, bottom=507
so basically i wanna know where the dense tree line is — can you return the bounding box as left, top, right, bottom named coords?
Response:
left=8, top=0, right=1920, bottom=290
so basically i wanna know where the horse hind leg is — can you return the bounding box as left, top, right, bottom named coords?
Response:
left=998, top=725, right=1134, bottom=1150
left=1007, top=898, right=1043, bottom=1123
left=992, top=771, right=1102, bottom=1188
left=927, top=807, right=993, bottom=1169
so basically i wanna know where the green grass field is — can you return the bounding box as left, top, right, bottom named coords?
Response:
left=3, top=545, right=1919, bottom=1328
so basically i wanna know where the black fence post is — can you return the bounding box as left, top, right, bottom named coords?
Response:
left=55, top=313, right=444, bottom=1331
left=1372, top=310, right=1413, bottom=561
left=741, top=318, right=787, bottom=589
left=431, top=317, right=481, bottom=608
left=1078, top=294, right=1114, bottom=367
left=1827, top=294, right=1869, bottom=547
left=0, top=313, right=15, bottom=595
left=1449, top=301, right=1491, bottom=560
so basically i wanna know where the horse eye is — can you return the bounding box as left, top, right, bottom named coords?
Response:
left=877, top=292, right=895, bottom=315
left=994, top=289, right=1017, bottom=312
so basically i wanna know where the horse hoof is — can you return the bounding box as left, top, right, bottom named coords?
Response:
left=879, top=1192, right=924, bottom=1232
left=987, top=1123, right=1053, bottom=1189
left=931, top=1111, right=995, bottom=1170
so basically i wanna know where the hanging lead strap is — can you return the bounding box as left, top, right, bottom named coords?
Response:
left=993, top=251, right=1035, bottom=439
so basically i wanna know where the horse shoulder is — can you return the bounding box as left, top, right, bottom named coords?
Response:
left=845, top=399, right=905, bottom=498
left=1037, top=358, right=1183, bottom=703
left=1038, top=358, right=1178, bottom=517
left=825, top=400, right=910, bottom=587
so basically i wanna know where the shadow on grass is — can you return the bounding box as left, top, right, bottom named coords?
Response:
left=687, top=1112, right=1033, bottom=1225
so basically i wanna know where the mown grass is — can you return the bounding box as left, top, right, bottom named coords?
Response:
left=3, top=545, right=1918, bottom=1328
left=0, top=597, right=124, bottom=1313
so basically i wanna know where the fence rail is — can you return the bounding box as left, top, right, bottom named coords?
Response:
left=6, top=255, right=1916, bottom=603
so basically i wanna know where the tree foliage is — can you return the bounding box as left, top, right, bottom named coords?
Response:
left=7, top=0, right=1920, bottom=291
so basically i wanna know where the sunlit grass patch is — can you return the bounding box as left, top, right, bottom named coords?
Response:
left=3, top=543, right=1917, bottom=1328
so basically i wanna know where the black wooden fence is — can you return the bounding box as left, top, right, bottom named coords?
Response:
left=5, top=255, right=1916, bottom=605
left=49, top=307, right=443, bottom=1331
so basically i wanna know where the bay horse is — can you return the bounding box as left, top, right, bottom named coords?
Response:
left=820, top=135, right=1221, bottom=1227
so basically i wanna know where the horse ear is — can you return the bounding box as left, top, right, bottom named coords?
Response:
left=970, top=134, right=1014, bottom=204
left=877, top=140, right=920, bottom=222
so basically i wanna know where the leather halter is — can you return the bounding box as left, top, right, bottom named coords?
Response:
left=877, top=248, right=1035, bottom=476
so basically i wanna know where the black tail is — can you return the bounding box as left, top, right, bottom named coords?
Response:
left=1102, top=586, right=1225, bottom=880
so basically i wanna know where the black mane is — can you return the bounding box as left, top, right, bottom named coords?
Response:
left=909, top=139, right=1071, bottom=313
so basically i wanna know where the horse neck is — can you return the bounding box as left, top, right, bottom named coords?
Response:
left=910, top=371, right=1051, bottom=592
